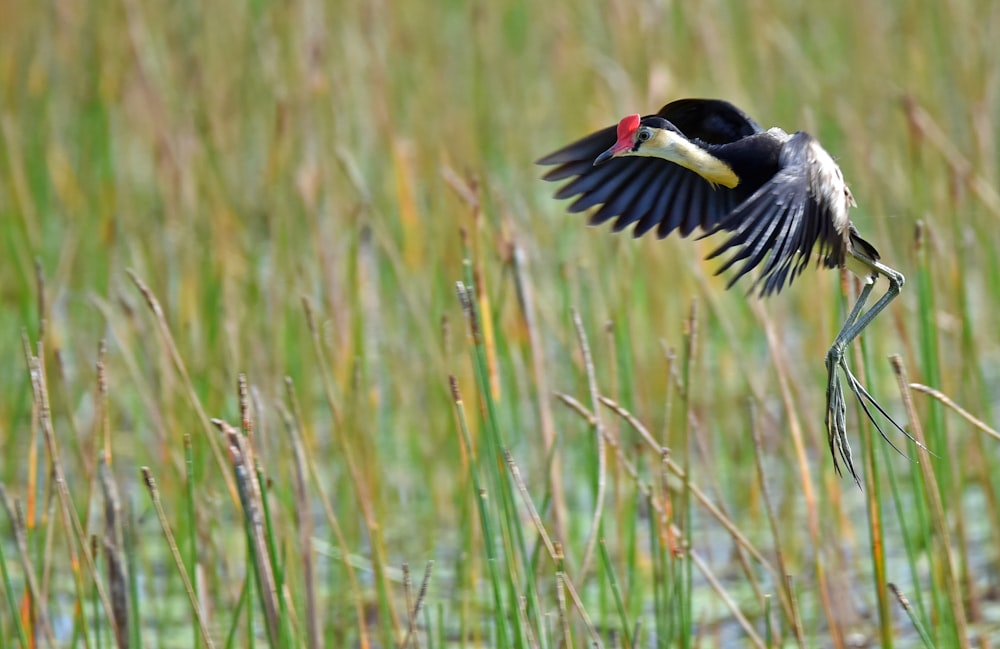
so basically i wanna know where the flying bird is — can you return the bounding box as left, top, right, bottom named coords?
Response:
left=537, top=98, right=914, bottom=484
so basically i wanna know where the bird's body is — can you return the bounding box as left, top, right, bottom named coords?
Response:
left=538, top=98, right=912, bottom=483
left=538, top=99, right=876, bottom=296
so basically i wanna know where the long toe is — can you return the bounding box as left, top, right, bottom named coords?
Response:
left=839, top=358, right=921, bottom=456
left=825, top=369, right=859, bottom=484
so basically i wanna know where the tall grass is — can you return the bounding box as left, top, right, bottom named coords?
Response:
left=1, top=0, right=999, bottom=646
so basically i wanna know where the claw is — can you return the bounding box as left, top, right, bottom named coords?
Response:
left=825, top=345, right=858, bottom=483
left=839, top=360, right=925, bottom=457
left=823, top=350, right=924, bottom=488
left=825, top=358, right=861, bottom=487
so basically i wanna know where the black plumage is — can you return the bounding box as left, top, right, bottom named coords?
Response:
left=537, top=98, right=880, bottom=297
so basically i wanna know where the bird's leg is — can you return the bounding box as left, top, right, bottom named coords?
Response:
left=832, top=261, right=905, bottom=350
left=825, top=280, right=875, bottom=484
left=825, top=260, right=911, bottom=484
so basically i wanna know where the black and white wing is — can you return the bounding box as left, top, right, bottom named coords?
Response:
left=705, top=131, right=850, bottom=296
left=536, top=99, right=762, bottom=238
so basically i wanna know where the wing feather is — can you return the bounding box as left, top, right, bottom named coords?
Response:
left=655, top=99, right=764, bottom=142
left=538, top=121, right=740, bottom=238
left=538, top=108, right=853, bottom=297
left=705, top=132, right=850, bottom=296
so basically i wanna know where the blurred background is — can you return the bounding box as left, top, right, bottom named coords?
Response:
left=1, top=0, right=999, bottom=646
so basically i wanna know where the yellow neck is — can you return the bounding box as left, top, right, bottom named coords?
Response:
left=640, top=131, right=740, bottom=189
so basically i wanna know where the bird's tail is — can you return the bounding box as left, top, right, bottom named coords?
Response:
left=828, top=224, right=881, bottom=270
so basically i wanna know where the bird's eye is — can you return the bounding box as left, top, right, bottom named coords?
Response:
left=637, top=129, right=651, bottom=142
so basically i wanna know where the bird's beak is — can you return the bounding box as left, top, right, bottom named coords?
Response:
left=594, top=139, right=632, bottom=166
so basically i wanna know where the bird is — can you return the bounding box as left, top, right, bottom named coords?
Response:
left=537, top=98, right=915, bottom=484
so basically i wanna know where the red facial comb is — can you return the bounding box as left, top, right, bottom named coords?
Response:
left=616, top=114, right=641, bottom=142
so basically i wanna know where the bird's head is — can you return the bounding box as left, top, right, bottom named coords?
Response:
left=594, top=115, right=678, bottom=165
left=593, top=114, right=739, bottom=188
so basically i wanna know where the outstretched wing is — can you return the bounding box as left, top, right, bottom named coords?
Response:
left=705, top=132, right=848, bottom=296
left=537, top=120, right=744, bottom=239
